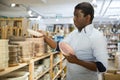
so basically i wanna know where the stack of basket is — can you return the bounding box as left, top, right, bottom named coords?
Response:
left=0, top=39, right=9, bottom=71
left=26, top=37, right=45, bottom=57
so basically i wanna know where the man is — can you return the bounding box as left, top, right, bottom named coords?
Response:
left=39, top=2, right=108, bottom=80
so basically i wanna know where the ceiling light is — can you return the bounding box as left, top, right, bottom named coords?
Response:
left=37, top=16, right=42, bottom=19
left=27, top=10, right=34, bottom=17
left=11, top=3, right=16, bottom=7
left=10, top=3, right=20, bottom=7
left=28, top=10, right=32, bottom=14
left=56, top=19, right=59, bottom=21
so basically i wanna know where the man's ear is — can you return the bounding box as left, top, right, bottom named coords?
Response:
left=86, top=15, right=91, bottom=22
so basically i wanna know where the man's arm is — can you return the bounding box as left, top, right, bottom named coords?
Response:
left=38, top=30, right=57, bottom=49
left=65, top=54, right=106, bottom=72
left=44, top=35, right=57, bottom=49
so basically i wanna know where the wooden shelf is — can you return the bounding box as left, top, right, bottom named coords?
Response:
left=52, top=51, right=59, bottom=55
left=34, top=53, right=51, bottom=62
left=61, top=74, right=66, bottom=80
left=0, top=63, right=28, bottom=76
left=52, top=65, right=66, bottom=80
left=52, top=69, right=62, bottom=80
left=35, top=68, right=50, bottom=80
left=53, top=60, right=61, bottom=67
left=0, top=18, right=67, bottom=79
left=53, top=57, right=65, bottom=67
left=0, top=51, right=66, bottom=80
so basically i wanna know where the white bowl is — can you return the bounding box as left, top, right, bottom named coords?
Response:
left=59, top=42, right=74, bottom=56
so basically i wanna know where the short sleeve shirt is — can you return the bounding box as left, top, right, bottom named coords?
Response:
left=61, top=24, right=108, bottom=80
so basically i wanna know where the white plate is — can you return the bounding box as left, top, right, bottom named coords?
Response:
left=27, top=29, right=43, bottom=37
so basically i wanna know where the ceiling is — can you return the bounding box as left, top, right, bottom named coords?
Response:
left=0, top=0, right=120, bottom=24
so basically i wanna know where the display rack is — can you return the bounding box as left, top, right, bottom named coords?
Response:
left=0, top=18, right=67, bottom=80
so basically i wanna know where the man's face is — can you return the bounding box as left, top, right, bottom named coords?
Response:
left=73, top=9, right=87, bottom=30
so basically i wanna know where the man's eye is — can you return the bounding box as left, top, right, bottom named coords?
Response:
left=74, top=15, right=78, bottom=18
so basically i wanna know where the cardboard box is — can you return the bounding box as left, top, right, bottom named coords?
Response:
left=104, top=70, right=120, bottom=80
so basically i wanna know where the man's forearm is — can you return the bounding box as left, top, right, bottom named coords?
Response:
left=44, top=35, right=57, bottom=49
left=65, top=55, right=97, bottom=71
left=75, top=60, right=97, bottom=71
left=74, top=59, right=106, bottom=72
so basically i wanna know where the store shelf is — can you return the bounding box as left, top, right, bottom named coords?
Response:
left=0, top=63, right=28, bottom=76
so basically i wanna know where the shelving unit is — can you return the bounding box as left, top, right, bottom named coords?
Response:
left=0, top=18, right=67, bottom=80
left=105, top=33, right=120, bottom=60
left=0, top=52, right=66, bottom=80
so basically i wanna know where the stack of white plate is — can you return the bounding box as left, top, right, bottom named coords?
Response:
left=34, top=64, right=44, bottom=77
left=43, top=58, right=50, bottom=69
left=43, top=73, right=51, bottom=80
left=9, top=45, right=19, bottom=67
left=0, top=39, right=9, bottom=70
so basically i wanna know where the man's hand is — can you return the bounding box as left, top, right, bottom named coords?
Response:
left=37, top=30, right=46, bottom=37
left=64, top=54, right=97, bottom=71
left=64, top=54, right=79, bottom=64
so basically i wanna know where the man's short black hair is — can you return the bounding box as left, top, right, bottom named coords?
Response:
left=75, top=2, right=94, bottom=22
